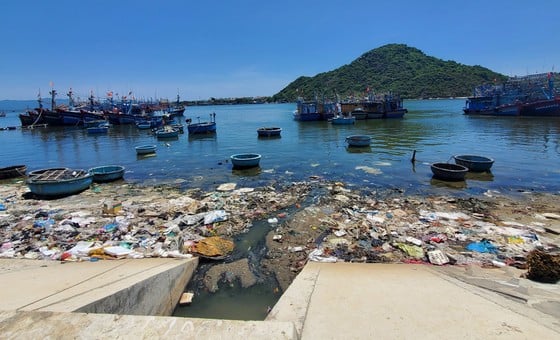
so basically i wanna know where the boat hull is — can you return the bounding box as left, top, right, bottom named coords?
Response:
left=257, top=127, right=282, bottom=137
left=89, top=165, right=125, bottom=183
left=331, top=116, right=356, bottom=125
left=453, top=155, right=494, bottom=172
left=0, top=165, right=27, bottom=179
left=26, top=169, right=93, bottom=197
left=346, top=135, right=371, bottom=147
left=187, top=122, right=216, bottom=134
left=231, top=153, right=261, bottom=169
left=135, top=145, right=157, bottom=155
left=431, top=163, right=468, bottom=181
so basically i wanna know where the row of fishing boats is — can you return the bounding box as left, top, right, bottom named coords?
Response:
left=294, top=93, right=407, bottom=122
left=18, top=89, right=186, bottom=128
left=463, top=72, right=560, bottom=117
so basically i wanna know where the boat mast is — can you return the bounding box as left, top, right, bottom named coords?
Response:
left=49, top=88, right=57, bottom=111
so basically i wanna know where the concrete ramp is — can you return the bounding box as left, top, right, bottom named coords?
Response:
left=268, top=262, right=560, bottom=339
left=0, top=258, right=197, bottom=315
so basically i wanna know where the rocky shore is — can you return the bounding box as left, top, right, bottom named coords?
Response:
left=1, top=178, right=559, bottom=294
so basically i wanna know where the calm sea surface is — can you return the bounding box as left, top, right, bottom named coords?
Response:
left=1, top=99, right=559, bottom=196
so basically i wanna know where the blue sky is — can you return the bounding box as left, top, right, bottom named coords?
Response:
left=1, top=0, right=559, bottom=101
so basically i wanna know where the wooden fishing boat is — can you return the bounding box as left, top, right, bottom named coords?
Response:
left=257, top=127, right=282, bottom=137
left=430, top=163, right=468, bottom=181
left=0, top=165, right=27, bottom=179
left=453, top=155, right=494, bottom=172
left=230, top=153, right=261, bottom=169
left=88, top=165, right=125, bottom=183
left=26, top=168, right=93, bottom=197
left=135, top=145, right=157, bottom=155
left=345, top=135, right=371, bottom=147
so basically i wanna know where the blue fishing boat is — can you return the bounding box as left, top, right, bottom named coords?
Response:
left=231, top=153, right=261, bottom=169
left=464, top=72, right=559, bottom=117
left=188, top=113, right=217, bottom=134
left=453, top=155, right=494, bottom=172
left=26, top=168, right=93, bottom=197
left=294, top=99, right=336, bottom=121
left=135, top=145, right=157, bottom=155
left=345, top=135, right=371, bottom=147
left=88, top=165, right=125, bottom=183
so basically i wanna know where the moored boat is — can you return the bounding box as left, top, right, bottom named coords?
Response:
left=345, top=135, right=371, bottom=147
left=430, top=163, right=468, bottom=181
left=453, top=155, right=494, bottom=172
left=257, top=127, right=282, bottom=137
left=231, top=153, right=261, bottom=169
left=155, top=126, right=179, bottom=138
left=135, top=145, right=157, bottom=155
left=26, top=168, right=93, bottom=197
left=330, top=115, right=356, bottom=125
left=188, top=113, right=217, bottom=134
left=294, top=99, right=336, bottom=121
left=0, top=165, right=27, bottom=179
left=88, top=165, right=125, bottom=183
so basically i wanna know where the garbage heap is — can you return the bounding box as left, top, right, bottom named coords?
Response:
left=0, top=180, right=559, bottom=288
left=0, top=181, right=310, bottom=261
left=262, top=183, right=560, bottom=290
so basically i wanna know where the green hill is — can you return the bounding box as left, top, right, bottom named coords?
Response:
left=273, top=44, right=507, bottom=101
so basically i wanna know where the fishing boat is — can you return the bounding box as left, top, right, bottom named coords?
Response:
left=345, top=135, right=371, bottom=147
left=135, top=145, right=157, bottom=155
left=430, top=163, right=468, bottom=181
left=155, top=126, right=179, bottom=138
left=0, top=165, right=27, bottom=179
left=230, top=153, right=261, bottom=169
left=26, top=168, right=93, bottom=197
left=453, top=155, right=494, bottom=172
left=331, top=115, right=355, bottom=125
left=188, top=113, right=217, bottom=134
left=88, top=165, right=125, bottom=183
left=257, top=127, right=282, bottom=137
left=464, top=72, right=560, bottom=117
left=340, top=92, right=407, bottom=119
left=293, top=99, right=336, bottom=121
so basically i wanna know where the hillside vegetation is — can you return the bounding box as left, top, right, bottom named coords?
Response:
left=273, top=44, right=507, bottom=101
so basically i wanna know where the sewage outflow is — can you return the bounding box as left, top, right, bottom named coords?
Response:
left=173, top=186, right=327, bottom=320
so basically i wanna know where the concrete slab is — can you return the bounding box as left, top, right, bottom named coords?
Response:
left=0, top=310, right=297, bottom=339
left=269, top=262, right=560, bottom=339
left=0, top=258, right=198, bottom=315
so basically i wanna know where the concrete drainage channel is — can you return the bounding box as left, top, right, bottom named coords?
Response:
left=0, top=258, right=298, bottom=338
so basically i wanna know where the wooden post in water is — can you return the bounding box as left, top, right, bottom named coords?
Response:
left=411, top=150, right=417, bottom=163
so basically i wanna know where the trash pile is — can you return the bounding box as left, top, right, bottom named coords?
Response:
left=263, top=183, right=560, bottom=289
left=1, top=179, right=559, bottom=286
left=0, top=181, right=309, bottom=262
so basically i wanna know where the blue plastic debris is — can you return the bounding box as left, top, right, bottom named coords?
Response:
left=466, top=239, right=498, bottom=254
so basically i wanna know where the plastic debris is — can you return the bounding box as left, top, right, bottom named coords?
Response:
left=466, top=240, right=498, bottom=254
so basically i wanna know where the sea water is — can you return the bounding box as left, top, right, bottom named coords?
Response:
left=1, top=99, right=559, bottom=196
